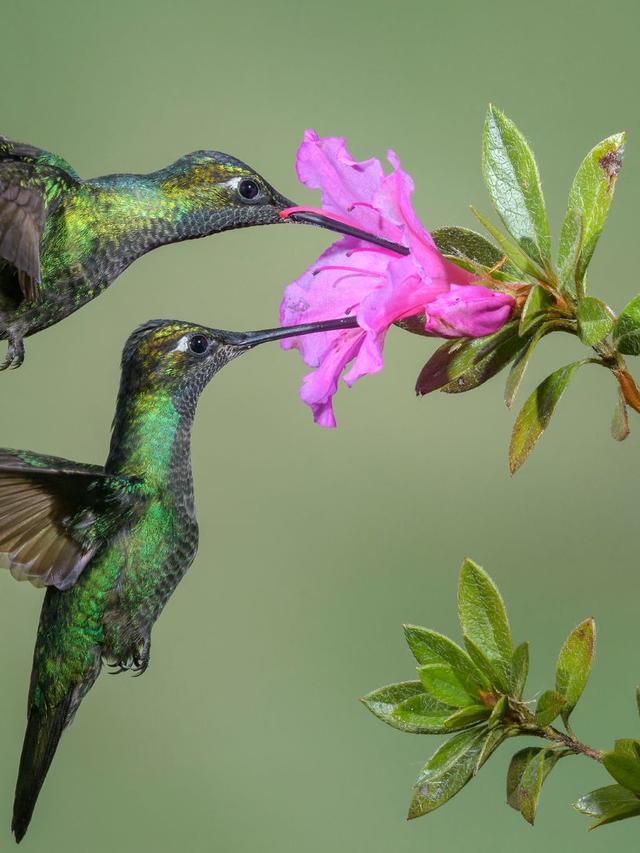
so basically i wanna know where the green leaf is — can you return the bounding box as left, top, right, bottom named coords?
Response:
left=574, top=784, right=640, bottom=829
left=577, top=296, right=614, bottom=345
left=415, top=320, right=524, bottom=396
left=534, top=690, right=566, bottom=727
left=519, top=285, right=557, bottom=336
left=463, top=636, right=510, bottom=694
left=482, top=105, right=551, bottom=273
left=507, top=748, right=544, bottom=823
left=443, top=704, right=490, bottom=730
left=558, top=132, right=626, bottom=287
left=614, top=295, right=640, bottom=356
left=614, top=739, right=640, bottom=760
left=458, top=559, right=512, bottom=688
left=471, top=206, right=543, bottom=279
left=361, top=681, right=455, bottom=734
left=440, top=335, right=524, bottom=395
left=555, top=617, right=596, bottom=726
left=575, top=783, right=640, bottom=816
left=588, top=803, right=640, bottom=829
left=557, top=208, right=584, bottom=292
left=432, top=226, right=520, bottom=279
left=506, top=747, right=563, bottom=824
left=408, top=728, right=487, bottom=818
left=417, top=664, right=476, bottom=708
left=475, top=725, right=513, bottom=773
left=611, top=388, right=630, bottom=441
left=603, top=748, right=640, bottom=795
left=504, top=322, right=558, bottom=409
left=509, top=360, right=587, bottom=474
left=487, top=694, right=508, bottom=729
left=403, top=626, right=489, bottom=691
left=511, top=642, right=529, bottom=698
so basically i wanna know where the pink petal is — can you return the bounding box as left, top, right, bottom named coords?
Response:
left=297, top=130, right=384, bottom=221
left=299, top=329, right=366, bottom=427
left=280, top=238, right=388, bottom=369
left=424, top=285, right=515, bottom=338
left=282, top=131, right=515, bottom=427
left=296, top=130, right=402, bottom=242
left=357, top=256, right=444, bottom=334
left=376, top=154, right=475, bottom=287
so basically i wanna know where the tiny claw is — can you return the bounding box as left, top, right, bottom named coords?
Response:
left=0, top=334, right=25, bottom=371
left=131, top=641, right=151, bottom=676
left=108, top=638, right=150, bottom=676
left=131, top=657, right=143, bottom=676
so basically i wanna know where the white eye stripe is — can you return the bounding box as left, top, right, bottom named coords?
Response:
left=225, top=176, right=247, bottom=190
left=173, top=335, right=191, bottom=352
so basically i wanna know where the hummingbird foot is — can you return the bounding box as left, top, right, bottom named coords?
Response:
left=0, top=332, right=25, bottom=371
left=108, top=657, right=133, bottom=675
left=107, top=636, right=150, bottom=677
left=131, top=641, right=151, bottom=677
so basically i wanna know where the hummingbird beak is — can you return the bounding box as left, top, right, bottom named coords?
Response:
left=280, top=205, right=409, bottom=256
left=220, top=316, right=361, bottom=349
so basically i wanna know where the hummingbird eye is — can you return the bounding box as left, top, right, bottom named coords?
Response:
left=189, top=334, right=209, bottom=355
left=237, top=178, right=260, bottom=202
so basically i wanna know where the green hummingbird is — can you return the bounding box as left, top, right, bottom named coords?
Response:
left=0, top=135, right=406, bottom=369
left=0, top=312, right=360, bottom=842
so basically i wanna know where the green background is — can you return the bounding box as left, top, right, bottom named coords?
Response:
left=0, top=0, right=638, bottom=849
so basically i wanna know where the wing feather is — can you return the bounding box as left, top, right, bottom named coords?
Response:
left=0, top=149, right=78, bottom=303
left=0, top=450, right=144, bottom=590
left=0, top=177, right=45, bottom=301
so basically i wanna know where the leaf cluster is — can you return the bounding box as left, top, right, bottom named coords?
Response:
left=576, top=720, right=640, bottom=828
left=417, top=106, right=639, bottom=472
left=361, top=558, right=640, bottom=829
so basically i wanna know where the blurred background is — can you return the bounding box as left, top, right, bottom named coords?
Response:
left=1, top=0, right=639, bottom=849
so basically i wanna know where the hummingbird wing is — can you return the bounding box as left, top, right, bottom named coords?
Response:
left=0, top=142, right=79, bottom=303
left=0, top=171, right=47, bottom=302
left=0, top=135, right=80, bottom=179
left=0, top=449, right=145, bottom=591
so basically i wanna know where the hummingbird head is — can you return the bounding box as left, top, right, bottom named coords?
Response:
left=158, top=151, right=409, bottom=253
left=119, top=316, right=360, bottom=412
left=158, top=151, right=293, bottom=229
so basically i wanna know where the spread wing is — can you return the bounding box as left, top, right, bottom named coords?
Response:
left=0, top=174, right=47, bottom=302
left=0, top=137, right=79, bottom=304
left=0, top=449, right=145, bottom=591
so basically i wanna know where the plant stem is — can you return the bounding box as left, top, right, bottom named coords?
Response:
left=541, top=725, right=603, bottom=762
left=511, top=702, right=603, bottom=762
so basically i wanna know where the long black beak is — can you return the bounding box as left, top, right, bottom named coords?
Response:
left=220, top=316, right=360, bottom=349
left=281, top=207, right=409, bottom=256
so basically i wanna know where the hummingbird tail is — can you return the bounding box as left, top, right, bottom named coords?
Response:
left=11, top=694, right=73, bottom=844
left=11, top=654, right=101, bottom=844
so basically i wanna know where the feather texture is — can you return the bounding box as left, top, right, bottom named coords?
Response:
left=0, top=449, right=144, bottom=590
left=0, top=180, right=45, bottom=300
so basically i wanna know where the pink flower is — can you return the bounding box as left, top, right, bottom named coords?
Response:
left=280, top=131, right=514, bottom=427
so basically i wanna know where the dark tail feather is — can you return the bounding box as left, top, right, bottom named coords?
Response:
left=11, top=693, right=73, bottom=843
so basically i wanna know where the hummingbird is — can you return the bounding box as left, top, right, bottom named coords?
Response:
left=0, top=135, right=407, bottom=369
left=0, top=312, right=361, bottom=842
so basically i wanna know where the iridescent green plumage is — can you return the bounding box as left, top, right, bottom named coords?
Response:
left=1, top=313, right=360, bottom=842
left=0, top=137, right=296, bottom=368
left=0, top=134, right=406, bottom=370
